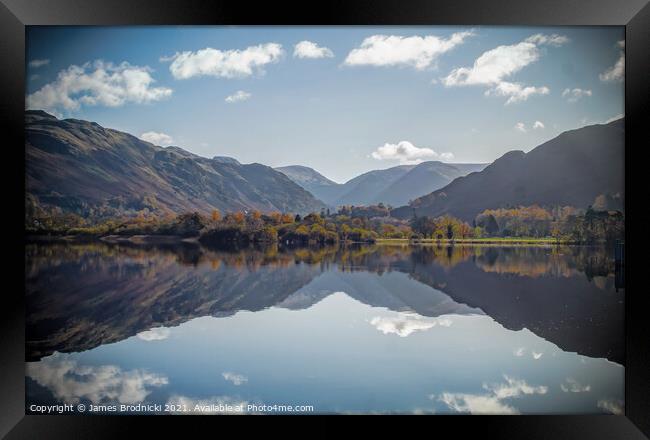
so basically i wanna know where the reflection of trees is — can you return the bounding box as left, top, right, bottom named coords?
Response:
left=26, top=241, right=615, bottom=280
left=26, top=241, right=621, bottom=363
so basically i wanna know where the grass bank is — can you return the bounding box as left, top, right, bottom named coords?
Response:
left=376, top=237, right=577, bottom=245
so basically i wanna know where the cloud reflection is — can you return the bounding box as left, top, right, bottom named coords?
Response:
left=597, top=399, right=624, bottom=415
left=369, top=312, right=452, bottom=337
left=26, top=353, right=168, bottom=404
left=222, top=372, right=248, bottom=386
left=137, top=327, right=171, bottom=341
left=560, top=378, right=591, bottom=393
left=438, top=375, right=547, bottom=415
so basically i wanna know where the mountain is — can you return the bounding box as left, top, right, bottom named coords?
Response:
left=334, top=165, right=415, bottom=206
left=373, top=161, right=486, bottom=207
left=392, top=119, right=625, bottom=221
left=25, top=110, right=325, bottom=218
left=277, top=162, right=486, bottom=208
left=274, top=165, right=345, bottom=206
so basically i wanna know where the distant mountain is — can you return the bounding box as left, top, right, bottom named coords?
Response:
left=277, top=162, right=486, bottom=208
left=392, top=119, right=625, bottom=221
left=25, top=110, right=325, bottom=218
left=334, top=165, right=415, bottom=206
left=373, top=161, right=486, bottom=207
left=274, top=165, right=344, bottom=206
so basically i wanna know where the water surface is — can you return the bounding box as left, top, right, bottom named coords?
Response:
left=25, top=243, right=624, bottom=414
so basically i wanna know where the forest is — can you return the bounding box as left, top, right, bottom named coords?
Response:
left=27, top=203, right=624, bottom=245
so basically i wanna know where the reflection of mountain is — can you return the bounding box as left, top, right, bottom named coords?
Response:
left=26, top=242, right=623, bottom=365
left=26, top=243, right=323, bottom=361
left=388, top=246, right=624, bottom=364
left=279, top=271, right=481, bottom=318
left=26, top=243, right=479, bottom=361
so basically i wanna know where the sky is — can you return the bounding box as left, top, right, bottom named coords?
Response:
left=25, top=26, right=624, bottom=183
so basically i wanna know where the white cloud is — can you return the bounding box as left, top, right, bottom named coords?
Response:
left=136, top=326, right=171, bottom=341
left=166, top=395, right=249, bottom=414
left=26, top=60, right=172, bottom=116
left=343, top=31, right=474, bottom=70
left=293, top=41, right=334, bottom=59
left=600, top=40, right=624, bottom=82
left=222, top=372, right=248, bottom=386
left=533, top=120, right=545, bottom=129
left=484, top=81, right=549, bottom=105
left=524, top=33, right=570, bottom=46
left=562, top=88, right=592, bottom=102
left=163, top=43, right=283, bottom=79
left=597, top=399, right=624, bottom=415
left=225, top=90, right=252, bottom=103
left=371, top=141, right=454, bottom=165
left=26, top=353, right=168, bottom=404
left=443, top=41, right=541, bottom=86
left=139, top=131, right=174, bottom=146
left=29, top=59, right=50, bottom=68
left=515, top=122, right=527, bottom=133
left=441, top=33, right=565, bottom=104
left=370, top=312, right=452, bottom=337
left=560, top=378, right=591, bottom=393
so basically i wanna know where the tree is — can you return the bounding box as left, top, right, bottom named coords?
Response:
left=294, top=214, right=302, bottom=222
left=269, top=211, right=282, bottom=224
left=475, top=213, right=499, bottom=236
left=211, top=209, right=221, bottom=222
left=340, top=223, right=351, bottom=241
left=446, top=223, right=454, bottom=240
left=233, top=211, right=245, bottom=224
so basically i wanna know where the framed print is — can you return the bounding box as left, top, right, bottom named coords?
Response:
left=1, top=0, right=648, bottom=438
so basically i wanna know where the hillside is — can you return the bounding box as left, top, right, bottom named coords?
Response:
left=392, top=119, right=625, bottom=221
left=25, top=111, right=325, bottom=218
left=278, top=162, right=485, bottom=208
left=373, top=161, right=486, bottom=207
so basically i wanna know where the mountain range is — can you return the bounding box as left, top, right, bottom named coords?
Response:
left=392, top=118, right=625, bottom=221
left=276, top=161, right=486, bottom=208
left=25, top=110, right=325, bottom=217
left=25, top=110, right=624, bottom=222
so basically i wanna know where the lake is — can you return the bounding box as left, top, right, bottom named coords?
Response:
left=25, top=242, right=624, bottom=415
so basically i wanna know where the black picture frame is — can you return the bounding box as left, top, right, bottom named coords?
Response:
left=1, top=0, right=648, bottom=437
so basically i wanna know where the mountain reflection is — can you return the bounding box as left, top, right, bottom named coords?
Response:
left=26, top=242, right=623, bottom=364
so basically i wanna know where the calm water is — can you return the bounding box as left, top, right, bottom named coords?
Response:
left=25, top=242, right=624, bottom=415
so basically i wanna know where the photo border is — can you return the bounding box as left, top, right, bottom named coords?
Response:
left=1, top=0, right=647, bottom=437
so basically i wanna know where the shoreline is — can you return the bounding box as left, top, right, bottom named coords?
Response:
left=375, top=238, right=584, bottom=245
left=25, top=233, right=606, bottom=247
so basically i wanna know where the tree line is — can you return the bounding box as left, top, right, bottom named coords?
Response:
left=27, top=202, right=623, bottom=245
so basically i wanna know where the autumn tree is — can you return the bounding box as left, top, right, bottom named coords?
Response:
left=233, top=211, right=245, bottom=224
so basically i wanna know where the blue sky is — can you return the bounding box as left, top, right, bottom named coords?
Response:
left=26, top=26, right=624, bottom=183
